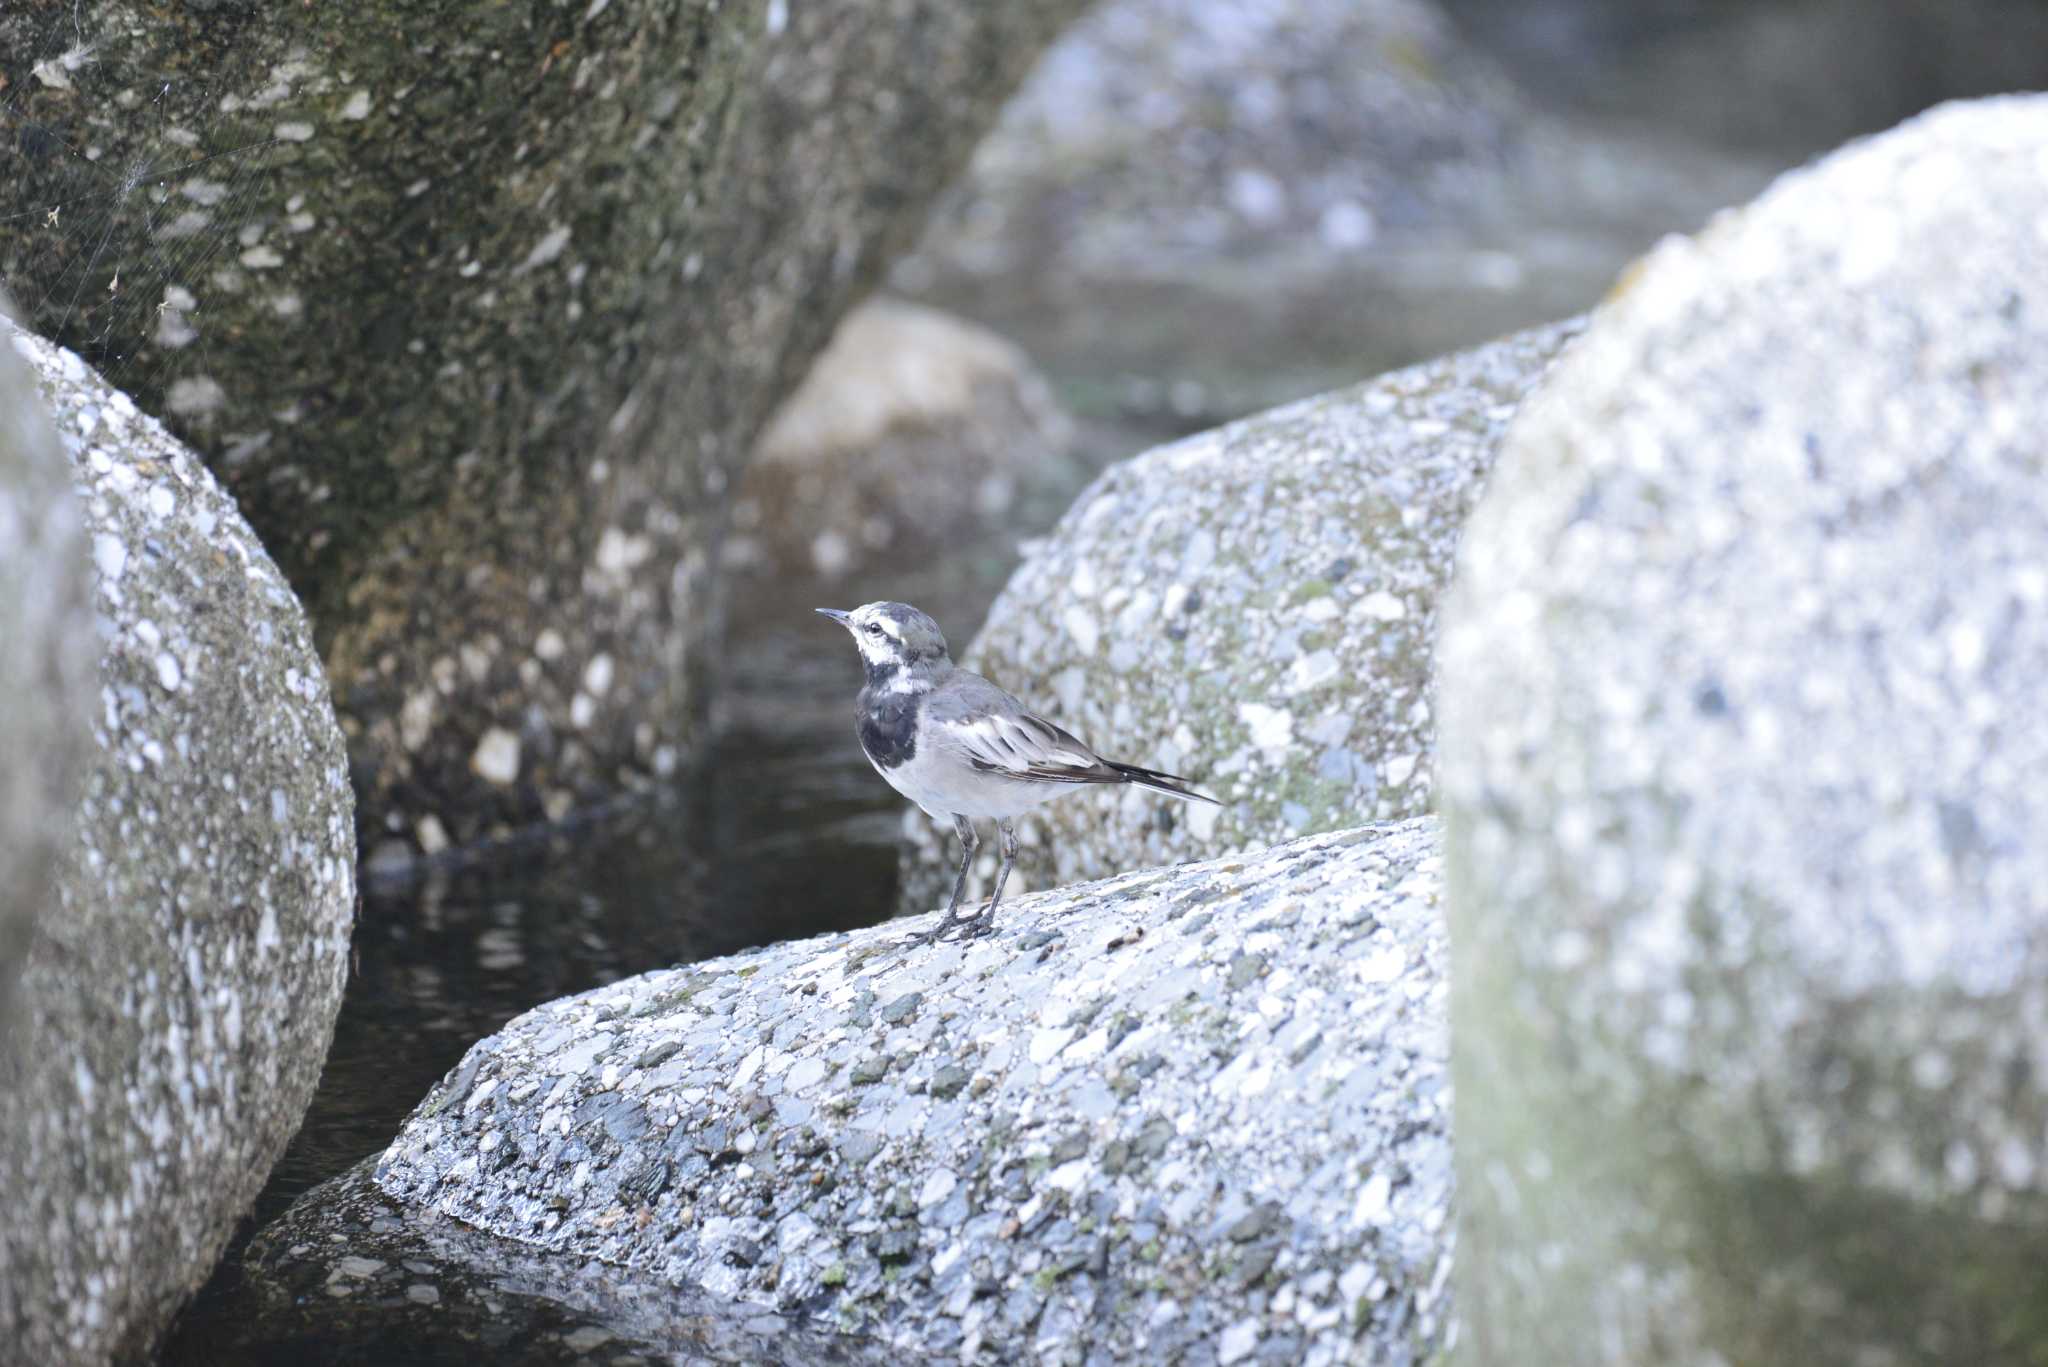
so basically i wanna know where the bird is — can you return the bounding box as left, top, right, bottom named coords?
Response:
left=817, top=601, right=1218, bottom=944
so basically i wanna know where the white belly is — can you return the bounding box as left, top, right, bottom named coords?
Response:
left=872, top=745, right=1070, bottom=822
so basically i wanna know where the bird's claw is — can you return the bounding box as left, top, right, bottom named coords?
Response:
left=900, top=918, right=960, bottom=949
left=902, top=910, right=996, bottom=948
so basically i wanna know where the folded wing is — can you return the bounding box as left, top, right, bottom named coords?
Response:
left=948, top=710, right=1119, bottom=784
left=927, top=672, right=1219, bottom=804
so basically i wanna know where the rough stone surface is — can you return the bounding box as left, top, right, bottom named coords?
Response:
left=1439, top=98, right=2048, bottom=1365
left=378, top=821, right=1452, bottom=1365
left=0, top=0, right=1086, bottom=843
left=730, top=297, right=1078, bottom=581
left=0, top=307, right=95, bottom=1033
left=899, top=318, right=1581, bottom=915
left=0, top=321, right=356, bottom=1363
left=186, top=1158, right=887, bottom=1365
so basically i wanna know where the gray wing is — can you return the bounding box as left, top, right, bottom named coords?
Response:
left=926, top=673, right=1119, bottom=784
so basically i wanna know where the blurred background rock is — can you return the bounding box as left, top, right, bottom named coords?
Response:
left=728, top=299, right=1079, bottom=583
left=755, top=0, right=2048, bottom=629
left=891, top=0, right=1754, bottom=439
left=1447, top=0, right=2048, bottom=154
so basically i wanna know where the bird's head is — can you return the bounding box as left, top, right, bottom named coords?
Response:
left=816, top=601, right=952, bottom=674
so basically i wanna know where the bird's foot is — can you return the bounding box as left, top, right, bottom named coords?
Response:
left=949, top=911, right=997, bottom=941
left=901, top=909, right=996, bottom=948
left=900, top=914, right=964, bottom=948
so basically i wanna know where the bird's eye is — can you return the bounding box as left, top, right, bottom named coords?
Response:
left=865, top=623, right=884, bottom=636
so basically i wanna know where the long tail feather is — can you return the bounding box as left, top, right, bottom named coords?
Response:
left=1107, top=761, right=1220, bottom=805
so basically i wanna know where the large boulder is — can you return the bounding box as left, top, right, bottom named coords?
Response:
left=376, top=821, right=1452, bottom=1365
left=1439, top=98, right=2048, bottom=1364
left=0, top=0, right=1088, bottom=844
left=730, top=297, right=1078, bottom=581
left=0, top=313, right=95, bottom=1033
left=899, top=318, right=1581, bottom=915
left=0, top=322, right=356, bottom=1363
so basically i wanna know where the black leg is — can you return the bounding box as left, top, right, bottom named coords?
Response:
left=905, top=815, right=978, bottom=946
left=954, top=819, right=1017, bottom=940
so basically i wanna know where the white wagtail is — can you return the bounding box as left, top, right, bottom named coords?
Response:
left=818, top=601, right=1218, bottom=943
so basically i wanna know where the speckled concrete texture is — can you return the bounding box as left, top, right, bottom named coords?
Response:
left=0, top=321, right=356, bottom=1363
left=377, top=820, right=1451, bottom=1365
left=0, top=307, right=95, bottom=1033
left=1439, top=98, right=2048, bottom=1365
left=899, top=319, right=1581, bottom=916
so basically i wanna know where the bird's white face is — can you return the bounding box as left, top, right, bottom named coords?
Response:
left=816, top=601, right=951, bottom=672
left=844, top=603, right=914, bottom=668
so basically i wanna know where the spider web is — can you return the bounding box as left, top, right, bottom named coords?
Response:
left=1, top=5, right=286, bottom=410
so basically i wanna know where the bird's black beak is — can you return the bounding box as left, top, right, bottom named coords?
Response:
left=815, top=608, right=851, bottom=626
